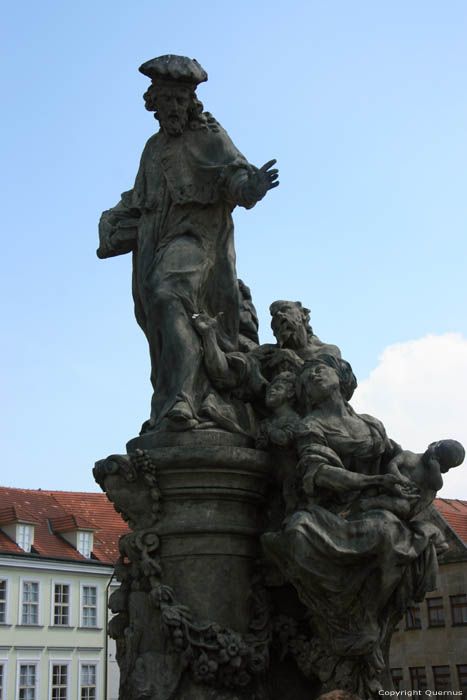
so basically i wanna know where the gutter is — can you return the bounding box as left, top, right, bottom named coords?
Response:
left=0, top=550, right=113, bottom=566
left=104, top=572, right=115, bottom=700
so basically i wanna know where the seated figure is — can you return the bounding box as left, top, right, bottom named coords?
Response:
left=258, top=353, right=465, bottom=696
left=256, top=367, right=402, bottom=518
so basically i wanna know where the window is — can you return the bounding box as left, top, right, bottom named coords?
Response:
left=18, top=663, right=37, bottom=699
left=451, top=594, right=467, bottom=625
left=81, top=586, right=97, bottom=627
left=409, top=667, right=427, bottom=691
left=0, top=663, right=4, bottom=700
left=51, top=664, right=68, bottom=700
left=390, top=668, right=403, bottom=690
left=0, top=580, right=7, bottom=623
left=53, top=584, right=70, bottom=626
left=405, top=605, right=421, bottom=630
left=17, top=525, right=33, bottom=552
left=80, top=664, right=96, bottom=700
left=433, top=666, right=451, bottom=690
left=21, top=581, right=39, bottom=625
left=427, top=597, right=445, bottom=627
left=457, top=665, right=467, bottom=693
left=77, top=532, right=92, bottom=558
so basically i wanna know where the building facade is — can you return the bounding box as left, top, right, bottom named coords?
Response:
left=1, top=488, right=465, bottom=698
left=0, top=488, right=128, bottom=700
left=389, top=499, right=467, bottom=695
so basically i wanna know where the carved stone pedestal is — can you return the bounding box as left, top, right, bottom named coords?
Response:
left=95, top=433, right=272, bottom=700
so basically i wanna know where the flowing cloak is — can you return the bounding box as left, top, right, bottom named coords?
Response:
left=262, top=408, right=441, bottom=663
left=98, top=118, right=257, bottom=424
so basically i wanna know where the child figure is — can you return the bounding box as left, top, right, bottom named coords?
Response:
left=256, top=371, right=308, bottom=519
left=359, top=439, right=465, bottom=519
left=256, top=371, right=303, bottom=449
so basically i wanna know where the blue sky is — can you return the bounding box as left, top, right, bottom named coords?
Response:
left=1, top=1, right=466, bottom=495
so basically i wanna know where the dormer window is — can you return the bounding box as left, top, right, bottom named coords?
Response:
left=17, top=524, right=33, bottom=552
left=78, top=531, right=92, bottom=558
left=0, top=506, right=38, bottom=553
left=50, top=514, right=95, bottom=558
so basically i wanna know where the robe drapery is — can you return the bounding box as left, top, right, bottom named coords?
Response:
left=261, top=409, right=441, bottom=669
left=99, top=119, right=257, bottom=426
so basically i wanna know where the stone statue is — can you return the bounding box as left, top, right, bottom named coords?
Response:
left=97, top=55, right=278, bottom=433
left=238, top=279, right=260, bottom=351
left=359, top=439, right=465, bottom=519
left=258, top=354, right=464, bottom=696
left=94, top=57, right=465, bottom=700
left=190, top=300, right=341, bottom=435
left=253, top=300, right=341, bottom=379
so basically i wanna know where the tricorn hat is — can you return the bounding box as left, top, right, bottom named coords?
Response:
left=139, top=55, right=208, bottom=88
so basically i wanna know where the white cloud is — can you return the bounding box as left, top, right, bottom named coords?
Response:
left=350, top=333, right=467, bottom=499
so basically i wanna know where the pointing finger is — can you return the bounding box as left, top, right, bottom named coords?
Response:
left=260, top=159, right=277, bottom=171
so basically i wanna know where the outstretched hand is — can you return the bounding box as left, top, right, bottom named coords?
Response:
left=378, top=473, right=419, bottom=499
left=246, top=159, right=279, bottom=202
left=192, top=312, right=218, bottom=336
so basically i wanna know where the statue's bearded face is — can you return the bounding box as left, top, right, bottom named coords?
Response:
left=271, top=303, right=308, bottom=349
left=144, top=84, right=191, bottom=136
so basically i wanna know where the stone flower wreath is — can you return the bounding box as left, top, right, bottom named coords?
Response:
left=104, top=448, right=271, bottom=691
left=159, top=584, right=270, bottom=689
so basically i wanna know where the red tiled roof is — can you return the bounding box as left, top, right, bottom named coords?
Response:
left=434, top=498, right=467, bottom=543
left=46, top=491, right=130, bottom=564
left=0, top=504, right=40, bottom=525
left=0, top=530, right=23, bottom=553
left=0, top=486, right=130, bottom=564
left=49, top=513, right=96, bottom=533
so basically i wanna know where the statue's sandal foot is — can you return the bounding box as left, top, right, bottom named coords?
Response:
left=167, top=402, right=198, bottom=431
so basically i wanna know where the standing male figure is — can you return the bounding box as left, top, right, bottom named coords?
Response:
left=98, top=55, right=278, bottom=432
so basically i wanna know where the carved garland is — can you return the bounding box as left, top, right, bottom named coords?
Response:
left=97, top=449, right=271, bottom=691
